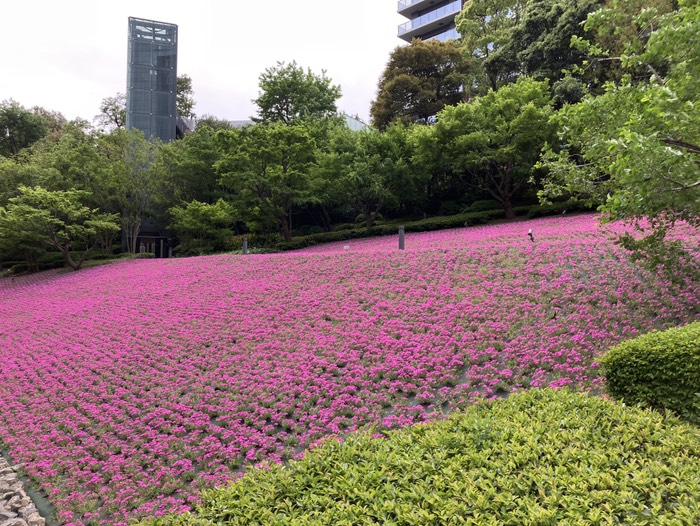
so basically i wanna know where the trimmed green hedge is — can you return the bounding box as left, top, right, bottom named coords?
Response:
left=526, top=200, right=596, bottom=218
left=275, top=210, right=506, bottom=251
left=601, top=322, right=700, bottom=423
left=139, top=390, right=700, bottom=525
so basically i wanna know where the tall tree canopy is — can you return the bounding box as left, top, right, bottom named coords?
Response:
left=507, top=0, right=602, bottom=82
left=253, top=61, right=341, bottom=124
left=0, top=100, right=53, bottom=157
left=0, top=186, right=119, bottom=270
left=434, top=77, right=555, bottom=218
left=456, top=0, right=527, bottom=92
left=95, top=93, right=127, bottom=131
left=457, top=0, right=601, bottom=94
left=216, top=122, right=317, bottom=241
left=176, top=74, right=197, bottom=119
left=540, top=0, right=699, bottom=228
left=370, top=39, right=470, bottom=130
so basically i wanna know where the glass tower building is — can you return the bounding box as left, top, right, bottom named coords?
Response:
left=397, top=0, right=464, bottom=42
left=126, top=17, right=178, bottom=142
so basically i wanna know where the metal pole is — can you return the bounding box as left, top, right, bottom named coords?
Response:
left=243, top=237, right=249, bottom=255
left=398, top=226, right=405, bottom=250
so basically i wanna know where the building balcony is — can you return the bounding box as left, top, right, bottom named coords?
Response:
left=398, top=0, right=462, bottom=41
left=397, top=0, right=440, bottom=17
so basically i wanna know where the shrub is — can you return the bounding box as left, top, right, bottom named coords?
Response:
left=601, top=322, right=700, bottom=423
left=294, top=225, right=325, bottom=236
left=224, top=233, right=284, bottom=252
left=439, top=200, right=462, bottom=216
left=464, top=199, right=502, bottom=213
left=138, top=389, right=700, bottom=525
left=526, top=200, right=595, bottom=218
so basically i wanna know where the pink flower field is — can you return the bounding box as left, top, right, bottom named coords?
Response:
left=0, top=213, right=697, bottom=525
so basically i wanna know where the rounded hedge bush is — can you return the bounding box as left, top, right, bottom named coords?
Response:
left=601, top=322, right=700, bottom=423
left=139, top=389, right=700, bottom=525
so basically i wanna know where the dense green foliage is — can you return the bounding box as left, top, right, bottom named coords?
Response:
left=0, top=100, right=56, bottom=157
left=370, top=40, right=470, bottom=129
left=601, top=322, right=700, bottom=424
left=0, top=186, right=119, bottom=270
left=253, top=61, right=342, bottom=124
left=456, top=0, right=601, bottom=94
left=168, top=199, right=235, bottom=255
left=432, top=78, right=555, bottom=218
left=216, top=122, right=318, bottom=241
left=176, top=74, right=197, bottom=119
left=541, top=1, right=700, bottom=228
left=139, top=389, right=700, bottom=525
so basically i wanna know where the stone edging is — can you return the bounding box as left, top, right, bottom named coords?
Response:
left=0, top=458, right=45, bottom=526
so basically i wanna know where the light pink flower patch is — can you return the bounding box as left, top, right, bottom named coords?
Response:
left=0, top=213, right=697, bottom=524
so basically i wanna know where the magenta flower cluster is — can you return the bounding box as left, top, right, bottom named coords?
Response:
left=0, top=214, right=697, bottom=525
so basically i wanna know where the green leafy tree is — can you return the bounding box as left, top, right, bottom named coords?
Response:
left=370, top=39, right=470, bottom=130
left=95, top=93, right=126, bottom=131
left=176, top=74, right=197, bottom=119
left=100, top=129, right=164, bottom=253
left=507, top=0, right=602, bottom=82
left=157, top=125, right=224, bottom=206
left=539, top=1, right=698, bottom=280
left=434, top=77, right=555, bottom=219
left=324, top=127, right=410, bottom=229
left=0, top=204, right=47, bottom=271
left=0, top=100, right=51, bottom=157
left=169, top=199, right=235, bottom=254
left=253, top=61, right=341, bottom=123
left=540, top=0, right=699, bottom=227
left=195, top=115, right=234, bottom=132
left=0, top=187, right=119, bottom=270
left=0, top=156, right=45, bottom=206
left=456, top=0, right=527, bottom=92
left=216, top=122, right=317, bottom=241
left=571, top=0, right=677, bottom=88
left=408, top=122, right=469, bottom=214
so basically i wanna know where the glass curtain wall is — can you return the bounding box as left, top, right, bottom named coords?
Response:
left=126, top=18, right=178, bottom=142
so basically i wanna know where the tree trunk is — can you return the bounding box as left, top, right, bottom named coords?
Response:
left=320, top=206, right=332, bottom=232
left=280, top=214, right=292, bottom=242
left=60, top=246, right=80, bottom=271
left=365, top=213, right=374, bottom=229
left=503, top=197, right=516, bottom=220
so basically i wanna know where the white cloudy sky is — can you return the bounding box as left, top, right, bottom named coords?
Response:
left=0, top=1, right=406, bottom=124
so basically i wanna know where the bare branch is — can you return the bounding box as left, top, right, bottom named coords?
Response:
left=662, top=138, right=700, bottom=155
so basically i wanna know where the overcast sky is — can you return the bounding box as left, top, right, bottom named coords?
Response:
left=1, top=1, right=406, bottom=124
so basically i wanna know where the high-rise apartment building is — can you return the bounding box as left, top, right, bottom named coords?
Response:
left=397, top=0, right=464, bottom=42
left=126, top=17, right=178, bottom=142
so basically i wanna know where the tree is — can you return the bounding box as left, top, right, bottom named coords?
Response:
left=216, top=122, right=317, bottom=241
left=253, top=61, right=341, bottom=123
left=0, top=100, right=51, bottom=157
left=315, top=126, right=412, bottom=228
left=506, top=0, right=602, bottom=82
left=169, top=199, right=235, bottom=254
left=100, top=129, right=163, bottom=253
left=157, top=125, right=224, bottom=207
left=370, top=39, right=470, bottom=130
left=571, top=0, right=677, bottom=88
left=434, top=77, right=555, bottom=219
left=195, top=115, right=234, bottom=131
left=0, top=187, right=119, bottom=270
left=456, top=0, right=528, bottom=92
left=95, top=93, right=126, bottom=131
left=176, top=74, right=196, bottom=119
left=540, top=1, right=699, bottom=228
